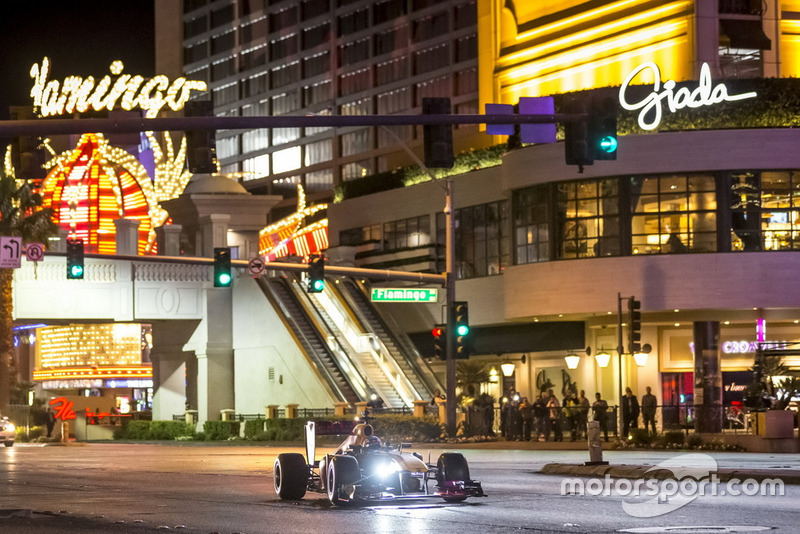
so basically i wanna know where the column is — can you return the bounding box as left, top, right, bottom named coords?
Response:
left=198, top=214, right=230, bottom=257
left=693, top=321, right=723, bottom=433
left=114, top=218, right=141, bottom=255
left=156, top=224, right=183, bottom=257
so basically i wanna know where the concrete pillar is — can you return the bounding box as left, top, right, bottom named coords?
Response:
left=114, top=218, right=141, bottom=255
left=286, top=404, right=299, bottom=418
left=693, top=321, right=723, bottom=433
left=157, top=224, right=183, bottom=257
left=150, top=321, right=199, bottom=421
left=198, top=214, right=230, bottom=257
left=49, top=228, right=69, bottom=253
left=266, top=405, right=279, bottom=419
left=413, top=400, right=428, bottom=418
left=354, top=401, right=368, bottom=416
left=334, top=402, right=350, bottom=417
left=693, top=0, right=720, bottom=76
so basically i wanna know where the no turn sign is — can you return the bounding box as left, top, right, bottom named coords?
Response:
left=25, top=242, right=45, bottom=262
left=248, top=256, right=265, bottom=277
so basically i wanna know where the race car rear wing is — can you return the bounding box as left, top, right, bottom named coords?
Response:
left=305, top=420, right=359, bottom=466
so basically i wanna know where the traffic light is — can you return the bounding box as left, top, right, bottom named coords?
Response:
left=213, top=247, right=232, bottom=287
left=308, top=256, right=325, bottom=293
left=432, top=325, right=446, bottom=360
left=185, top=100, right=217, bottom=174
left=422, top=97, right=454, bottom=168
left=563, top=96, right=593, bottom=168
left=453, top=301, right=471, bottom=359
left=628, top=298, right=642, bottom=353
left=66, top=238, right=84, bottom=280
left=589, top=97, right=618, bottom=161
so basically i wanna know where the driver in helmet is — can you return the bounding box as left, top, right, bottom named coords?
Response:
left=367, top=435, right=382, bottom=448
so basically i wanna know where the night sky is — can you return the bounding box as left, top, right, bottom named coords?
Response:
left=0, top=1, right=155, bottom=120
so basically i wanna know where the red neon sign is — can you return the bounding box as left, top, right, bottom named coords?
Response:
left=50, top=397, right=77, bottom=421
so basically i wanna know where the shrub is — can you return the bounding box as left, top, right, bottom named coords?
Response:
left=687, top=434, right=703, bottom=448
left=627, top=428, right=654, bottom=447
left=113, top=420, right=195, bottom=440
left=203, top=421, right=241, bottom=440
left=370, top=414, right=443, bottom=442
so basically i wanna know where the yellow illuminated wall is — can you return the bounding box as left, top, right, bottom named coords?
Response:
left=36, top=324, right=145, bottom=369
left=479, top=0, right=695, bottom=107
left=780, top=2, right=800, bottom=76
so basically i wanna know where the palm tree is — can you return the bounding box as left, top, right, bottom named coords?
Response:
left=0, top=159, right=57, bottom=412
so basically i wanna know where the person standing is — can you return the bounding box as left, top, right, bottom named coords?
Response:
left=578, top=390, right=591, bottom=440
left=532, top=393, right=547, bottom=441
left=621, top=387, right=640, bottom=438
left=563, top=391, right=580, bottom=441
left=592, top=392, right=609, bottom=441
left=519, top=396, right=533, bottom=441
left=46, top=406, right=56, bottom=438
left=641, top=386, right=657, bottom=434
left=547, top=388, right=562, bottom=441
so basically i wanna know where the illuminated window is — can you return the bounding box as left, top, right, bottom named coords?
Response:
left=513, top=185, right=550, bottom=264
left=273, top=146, right=302, bottom=174
left=561, top=178, right=621, bottom=259
left=438, top=202, right=510, bottom=278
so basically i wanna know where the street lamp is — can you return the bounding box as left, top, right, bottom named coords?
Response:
left=595, top=350, right=612, bottom=368
left=500, top=354, right=526, bottom=377
left=564, top=353, right=581, bottom=369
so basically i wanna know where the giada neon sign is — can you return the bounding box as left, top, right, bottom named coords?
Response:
left=30, top=57, right=208, bottom=119
left=619, top=62, right=757, bottom=131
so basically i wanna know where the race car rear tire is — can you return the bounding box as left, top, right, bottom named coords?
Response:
left=3, top=441, right=12, bottom=447
left=274, top=453, right=307, bottom=500
left=437, top=452, right=469, bottom=502
left=327, top=455, right=359, bottom=506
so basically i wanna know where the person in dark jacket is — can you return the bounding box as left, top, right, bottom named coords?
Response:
left=641, top=386, right=657, bottom=434
left=621, top=387, right=640, bottom=438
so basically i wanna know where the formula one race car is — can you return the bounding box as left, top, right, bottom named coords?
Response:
left=273, top=410, right=485, bottom=506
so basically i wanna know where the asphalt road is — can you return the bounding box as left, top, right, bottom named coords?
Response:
left=1, top=443, right=798, bottom=533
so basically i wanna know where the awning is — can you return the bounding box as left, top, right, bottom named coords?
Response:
left=720, top=18, right=771, bottom=50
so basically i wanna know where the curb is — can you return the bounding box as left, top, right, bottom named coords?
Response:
left=541, top=462, right=800, bottom=485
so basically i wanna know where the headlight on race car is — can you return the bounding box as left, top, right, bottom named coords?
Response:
left=375, top=460, right=400, bottom=480
left=2, top=422, right=14, bottom=432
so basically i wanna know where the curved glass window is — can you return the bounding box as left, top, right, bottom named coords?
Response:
left=631, top=174, right=716, bottom=254
left=731, top=170, right=800, bottom=251
left=557, top=178, right=619, bottom=259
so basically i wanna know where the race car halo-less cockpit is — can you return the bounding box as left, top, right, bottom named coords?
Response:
left=273, top=410, right=485, bottom=506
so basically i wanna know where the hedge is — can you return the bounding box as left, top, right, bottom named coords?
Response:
left=202, top=421, right=241, bottom=440
left=114, top=420, right=196, bottom=440
left=244, top=414, right=443, bottom=443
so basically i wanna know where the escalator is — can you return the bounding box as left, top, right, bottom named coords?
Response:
left=335, top=279, right=443, bottom=399
left=256, top=275, right=361, bottom=405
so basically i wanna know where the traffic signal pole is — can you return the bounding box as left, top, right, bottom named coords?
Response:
left=444, top=179, right=457, bottom=438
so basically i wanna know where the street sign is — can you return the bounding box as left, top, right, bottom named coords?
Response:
left=248, top=256, right=265, bottom=277
left=370, top=287, right=439, bottom=303
left=0, top=237, right=22, bottom=268
left=25, top=242, right=45, bottom=262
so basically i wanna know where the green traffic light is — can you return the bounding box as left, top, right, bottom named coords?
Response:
left=311, top=279, right=325, bottom=291
left=598, top=135, right=618, bottom=153
left=217, top=273, right=232, bottom=286
left=70, top=265, right=83, bottom=277
left=456, top=324, right=469, bottom=336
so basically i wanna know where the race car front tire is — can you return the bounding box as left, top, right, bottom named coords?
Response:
left=436, top=452, right=470, bottom=502
left=274, top=453, right=307, bottom=500
left=327, top=455, right=359, bottom=506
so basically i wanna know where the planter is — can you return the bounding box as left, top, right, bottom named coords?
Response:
left=756, top=410, right=795, bottom=438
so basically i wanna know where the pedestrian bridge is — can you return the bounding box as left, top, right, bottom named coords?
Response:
left=12, top=254, right=440, bottom=425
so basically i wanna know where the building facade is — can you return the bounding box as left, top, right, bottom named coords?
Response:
left=328, top=0, right=800, bottom=418
left=172, top=0, right=485, bottom=198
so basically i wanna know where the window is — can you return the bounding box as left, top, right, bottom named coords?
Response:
left=414, top=43, right=450, bottom=74
left=513, top=185, right=550, bottom=264
left=303, top=23, right=330, bottom=50
left=374, top=25, right=409, bottom=56
left=339, top=68, right=371, bottom=96
left=342, top=160, right=371, bottom=181
left=270, top=34, right=298, bottom=60
left=438, top=202, right=510, bottom=278
left=241, top=45, right=267, bottom=71
left=412, top=11, right=449, bottom=42
left=216, top=135, right=239, bottom=161
left=304, top=51, right=330, bottom=78
left=376, top=88, right=410, bottom=114
left=340, top=224, right=381, bottom=246
left=304, top=139, right=332, bottom=166
left=455, top=68, right=478, bottom=95
left=273, top=127, right=301, bottom=146
left=456, top=35, right=477, bottom=62
left=341, top=129, right=371, bottom=156
left=212, top=58, right=235, bottom=81
left=454, top=1, right=477, bottom=29
left=558, top=178, right=621, bottom=259
left=243, top=73, right=267, bottom=97
left=240, top=18, right=267, bottom=45
left=271, top=61, right=301, bottom=88
left=184, top=42, right=208, bottom=64
left=339, top=98, right=371, bottom=116
left=270, top=7, right=298, bottom=33
left=272, top=146, right=302, bottom=174
left=211, top=5, right=235, bottom=28
left=303, top=81, right=331, bottom=106
left=305, top=169, right=333, bottom=193
left=242, top=129, right=268, bottom=152
left=338, top=9, right=369, bottom=36
left=243, top=154, right=269, bottom=178
left=374, top=0, right=405, bottom=25
left=631, top=174, right=716, bottom=254
left=376, top=57, right=409, bottom=85
left=301, top=0, right=328, bottom=21
left=213, top=83, right=239, bottom=106
left=730, top=170, right=800, bottom=251
left=211, top=31, right=235, bottom=55
left=415, top=76, right=450, bottom=106
left=272, top=91, right=301, bottom=115
left=184, top=16, right=208, bottom=38
left=340, top=38, right=371, bottom=66
left=384, top=215, right=431, bottom=250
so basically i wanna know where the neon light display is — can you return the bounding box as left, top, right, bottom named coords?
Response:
left=258, top=185, right=329, bottom=261
left=619, top=62, right=758, bottom=131
left=50, top=397, right=77, bottom=421
left=34, top=366, right=153, bottom=381
left=30, top=57, right=207, bottom=119
left=39, top=133, right=168, bottom=253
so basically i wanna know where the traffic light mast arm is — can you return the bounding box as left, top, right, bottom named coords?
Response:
left=0, top=113, right=587, bottom=137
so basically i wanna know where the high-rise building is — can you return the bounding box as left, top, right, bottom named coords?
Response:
left=165, top=0, right=485, bottom=199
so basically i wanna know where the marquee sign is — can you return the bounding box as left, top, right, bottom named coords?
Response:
left=30, top=57, right=208, bottom=119
left=619, top=62, right=758, bottom=131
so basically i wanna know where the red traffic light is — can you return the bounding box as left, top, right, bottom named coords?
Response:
left=432, top=327, right=444, bottom=337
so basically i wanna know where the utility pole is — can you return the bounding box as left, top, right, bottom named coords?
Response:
left=444, top=179, right=457, bottom=437
left=617, top=292, right=625, bottom=439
